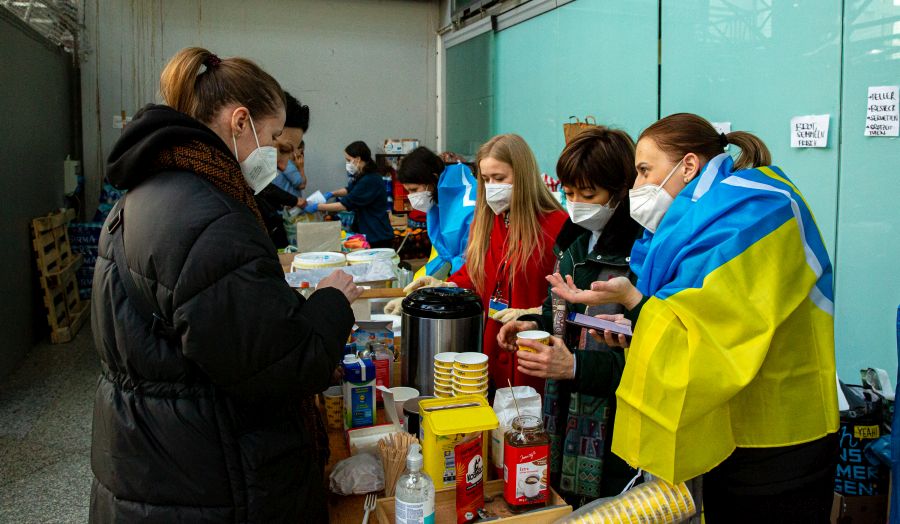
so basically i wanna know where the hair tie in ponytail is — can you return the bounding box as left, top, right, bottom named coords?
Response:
left=719, top=132, right=729, bottom=148
left=203, top=54, right=222, bottom=68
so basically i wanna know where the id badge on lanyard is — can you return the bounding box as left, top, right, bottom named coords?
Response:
left=488, top=259, right=511, bottom=319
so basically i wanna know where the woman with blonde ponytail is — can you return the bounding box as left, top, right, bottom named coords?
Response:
left=549, top=113, right=838, bottom=522
left=90, top=47, right=359, bottom=523
left=404, top=134, right=568, bottom=393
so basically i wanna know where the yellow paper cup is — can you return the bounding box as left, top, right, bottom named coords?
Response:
left=323, top=385, right=343, bottom=430
left=453, top=382, right=489, bottom=394
left=434, top=352, right=457, bottom=368
left=433, top=376, right=453, bottom=389
left=453, top=352, right=488, bottom=370
left=453, top=367, right=488, bottom=379
left=516, top=330, right=550, bottom=353
left=453, top=375, right=488, bottom=388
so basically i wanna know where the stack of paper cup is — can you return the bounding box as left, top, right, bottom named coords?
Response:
left=452, top=353, right=489, bottom=397
left=433, top=352, right=456, bottom=398
left=569, top=478, right=696, bottom=523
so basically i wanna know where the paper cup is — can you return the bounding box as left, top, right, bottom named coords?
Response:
left=434, top=376, right=453, bottom=388
left=453, top=383, right=487, bottom=394
left=453, top=367, right=488, bottom=379
left=453, top=375, right=488, bottom=387
left=516, top=330, right=550, bottom=353
left=323, top=385, right=343, bottom=430
left=453, top=352, right=488, bottom=370
left=434, top=352, right=457, bottom=367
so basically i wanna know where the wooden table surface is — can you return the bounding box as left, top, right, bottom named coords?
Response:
left=324, top=410, right=387, bottom=524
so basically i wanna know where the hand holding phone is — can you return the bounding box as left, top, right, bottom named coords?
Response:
left=566, top=312, right=632, bottom=338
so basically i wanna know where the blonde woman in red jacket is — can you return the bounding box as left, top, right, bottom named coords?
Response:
left=404, top=134, right=567, bottom=393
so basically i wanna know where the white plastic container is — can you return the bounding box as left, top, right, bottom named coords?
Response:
left=291, top=251, right=346, bottom=271
left=346, top=248, right=399, bottom=267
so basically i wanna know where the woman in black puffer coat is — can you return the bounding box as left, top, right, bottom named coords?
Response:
left=89, top=47, right=359, bottom=524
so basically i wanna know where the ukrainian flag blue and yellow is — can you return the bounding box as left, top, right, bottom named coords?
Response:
left=415, top=162, right=477, bottom=280
left=613, top=153, right=839, bottom=484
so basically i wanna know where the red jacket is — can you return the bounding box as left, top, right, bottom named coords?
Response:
left=448, top=209, right=568, bottom=393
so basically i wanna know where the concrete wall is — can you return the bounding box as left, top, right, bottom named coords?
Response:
left=0, top=10, right=76, bottom=379
left=80, top=0, right=440, bottom=212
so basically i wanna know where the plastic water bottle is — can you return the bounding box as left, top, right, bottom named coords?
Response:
left=395, top=444, right=435, bottom=524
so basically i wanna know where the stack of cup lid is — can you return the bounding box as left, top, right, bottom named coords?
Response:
left=452, top=353, right=489, bottom=397
left=433, top=352, right=456, bottom=398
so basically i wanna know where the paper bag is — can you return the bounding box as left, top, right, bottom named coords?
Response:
left=296, top=221, right=342, bottom=253
left=491, top=386, right=542, bottom=476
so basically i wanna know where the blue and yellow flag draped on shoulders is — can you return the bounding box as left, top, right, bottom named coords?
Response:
left=416, top=162, right=477, bottom=279
left=613, top=153, right=839, bottom=484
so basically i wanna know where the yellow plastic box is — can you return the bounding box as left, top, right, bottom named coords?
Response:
left=419, top=395, right=499, bottom=490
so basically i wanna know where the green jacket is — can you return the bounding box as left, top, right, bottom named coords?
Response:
left=520, top=205, right=643, bottom=504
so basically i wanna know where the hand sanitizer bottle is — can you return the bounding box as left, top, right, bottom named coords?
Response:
left=394, top=444, right=435, bottom=524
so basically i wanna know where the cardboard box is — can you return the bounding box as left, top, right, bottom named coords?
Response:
left=296, top=221, right=342, bottom=253
left=375, top=479, right=571, bottom=524
left=831, top=492, right=887, bottom=523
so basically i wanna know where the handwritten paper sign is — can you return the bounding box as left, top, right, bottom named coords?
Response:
left=791, top=114, right=829, bottom=148
left=865, top=86, right=899, bottom=137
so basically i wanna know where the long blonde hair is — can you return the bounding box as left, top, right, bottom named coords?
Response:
left=465, top=134, right=563, bottom=293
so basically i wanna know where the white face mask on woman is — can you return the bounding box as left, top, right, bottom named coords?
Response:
left=232, top=116, right=277, bottom=194
left=346, top=161, right=359, bottom=176
left=568, top=200, right=617, bottom=232
left=485, top=183, right=512, bottom=215
left=407, top=191, right=434, bottom=213
left=628, top=159, right=682, bottom=233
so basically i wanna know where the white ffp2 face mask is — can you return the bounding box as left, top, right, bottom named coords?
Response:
left=407, top=191, right=434, bottom=213
left=346, top=161, right=359, bottom=176
left=232, top=116, right=277, bottom=194
left=567, top=200, right=617, bottom=233
left=485, top=183, right=512, bottom=215
left=628, top=159, right=682, bottom=233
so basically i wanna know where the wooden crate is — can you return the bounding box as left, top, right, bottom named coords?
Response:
left=374, top=479, right=572, bottom=524
left=31, top=209, right=89, bottom=343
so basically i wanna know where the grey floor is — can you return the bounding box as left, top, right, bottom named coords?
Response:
left=0, top=326, right=97, bottom=523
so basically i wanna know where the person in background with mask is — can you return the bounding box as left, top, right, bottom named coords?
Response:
left=387, top=146, right=476, bottom=290
left=91, top=47, right=360, bottom=523
left=405, top=134, right=568, bottom=393
left=255, top=91, right=309, bottom=248
left=495, top=127, right=642, bottom=505
left=547, top=113, right=838, bottom=523
left=306, top=141, right=394, bottom=248
left=272, top=97, right=308, bottom=199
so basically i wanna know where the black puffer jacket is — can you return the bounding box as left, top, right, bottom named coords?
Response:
left=89, top=105, right=353, bottom=523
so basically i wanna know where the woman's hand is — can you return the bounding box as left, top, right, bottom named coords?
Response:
left=588, top=314, right=632, bottom=348
left=516, top=336, right=575, bottom=380
left=316, top=270, right=362, bottom=303
left=402, top=275, right=454, bottom=294
left=546, top=274, right=643, bottom=308
left=497, top=320, right=539, bottom=352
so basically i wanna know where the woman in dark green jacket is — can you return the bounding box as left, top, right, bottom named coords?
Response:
left=498, top=126, right=643, bottom=506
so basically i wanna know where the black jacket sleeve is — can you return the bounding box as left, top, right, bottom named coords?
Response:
left=573, top=348, right=626, bottom=398
left=259, top=183, right=299, bottom=208
left=171, top=211, right=354, bottom=401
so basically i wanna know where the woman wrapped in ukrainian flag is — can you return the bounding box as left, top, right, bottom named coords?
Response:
left=545, top=113, right=839, bottom=523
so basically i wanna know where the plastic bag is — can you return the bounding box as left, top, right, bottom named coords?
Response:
left=328, top=453, right=384, bottom=495
left=490, top=386, right=541, bottom=476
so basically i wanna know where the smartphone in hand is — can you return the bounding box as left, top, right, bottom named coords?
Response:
left=566, top=312, right=632, bottom=338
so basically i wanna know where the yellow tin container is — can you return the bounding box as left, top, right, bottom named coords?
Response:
left=419, top=395, right=498, bottom=490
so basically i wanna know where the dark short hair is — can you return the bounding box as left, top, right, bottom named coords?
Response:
left=398, top=147, right=444, bottom=203
left=284, top=91, right=309, bottom=131
left=345, top=141, right=378, bottom=174
left=556, top=126, right=636, bottom=205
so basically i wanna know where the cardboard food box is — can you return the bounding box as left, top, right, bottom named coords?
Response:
left=374, top=479, right=571, bottom=524
left=296, top=221, right=342, bottom=253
